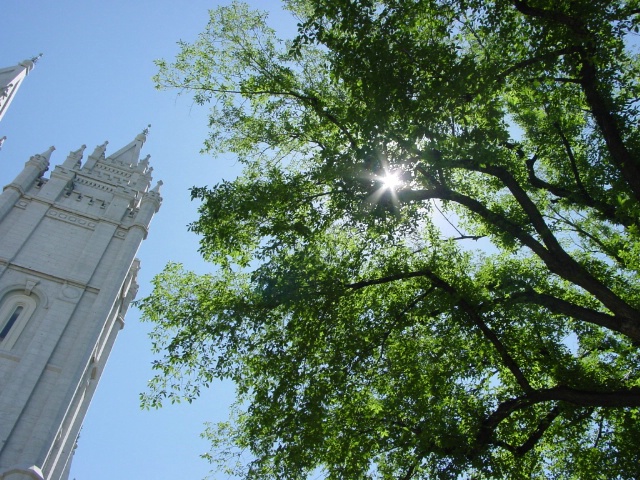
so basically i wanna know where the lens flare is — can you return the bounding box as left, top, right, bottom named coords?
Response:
left=381, top=172, right=402, bottom=190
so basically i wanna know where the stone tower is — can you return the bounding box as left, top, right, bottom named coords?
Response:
left=0, top=131, right=162, bottom=480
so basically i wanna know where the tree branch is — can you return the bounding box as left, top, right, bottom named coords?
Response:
left=512, top=1, right=589, bottom=35
left=346, top=265, right=533, bottom=392
left=477, top=386, right=640, bottom=451
left=510, top=0, right=640, bottom=200
left=514, top=406, right=561, bottom=456
left=578, top=55, right=640, bottom=202
left=163, top=83, right=361, bottom=151
left=495, top=46, right=581, bottom=82
left=548, top=209, right=627, bottom=267
left=507, top=290, right=640, bottom=342
left=452, top=235, right=485, bottom=241
left=409, top=162, right=640, bottom=333
left=406, top=268, right=534, bottom=393
left=552, top=121, right=587, bottom=196
left=525, top=155, right=623, bottom=226
left=345, top=269, right=433, bottom=290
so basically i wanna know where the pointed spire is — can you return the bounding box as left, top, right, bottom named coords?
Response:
left=151, top=180, right=163, bottom=193
left=83, top=141, right=108, bottom=171
left=39, top=145, right=56, bottom=161
left=19, top=54, right=42, bottom=74
left=71, top=144, right=86, bottom=159
left=30, top=146, right=55, bottom=169
left=136, top=154, right=150, bottom=173
left=106, top=128, right=149, bottom=166
left=90, top=141, right=109, bottom=159
left=0, top=55, right=41, bottom=123
left=135, top=124, right=151, bottom=144
left=62, top=144, right=85, bottom=169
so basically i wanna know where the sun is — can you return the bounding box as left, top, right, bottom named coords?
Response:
left=362, top=169, right=406, bottom=212
left=380, top=171, right=402, bottom=190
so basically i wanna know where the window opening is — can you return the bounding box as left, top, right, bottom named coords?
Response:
left=0, top=305, right=23, bottom=339
left=0, top=293, right=37, bottom=350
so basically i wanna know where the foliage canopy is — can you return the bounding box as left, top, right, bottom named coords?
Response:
left=142, top=1, right=640, bottom=478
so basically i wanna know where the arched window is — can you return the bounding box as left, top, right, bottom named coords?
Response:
left=0, top=292, right=37, bottom=350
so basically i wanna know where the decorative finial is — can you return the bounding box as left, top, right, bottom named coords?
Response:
left=151, top=180, right=163, bottom=193
left=70, top=144, right=87, bottom=159
left=135, top=124, right=151, bottom=144
left=20, top=54, right=42, bottom=74
left=34, top=146, right=56, bottom=164
left=0, top=136, right=6, bottom=151
left=91, top=140, right=109, bottom=158
left=63, top=144, right=85, bottom=168
left=137, top=154, right=151, bottom=172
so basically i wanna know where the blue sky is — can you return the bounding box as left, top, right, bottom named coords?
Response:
left=0, top=2, right=295, bottom=479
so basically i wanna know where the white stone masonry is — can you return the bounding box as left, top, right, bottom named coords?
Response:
left=0, top=131, right=161, bottom=480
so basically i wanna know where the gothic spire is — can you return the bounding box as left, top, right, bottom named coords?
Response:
left=105, top=125, right=151, bottom=167
left=0, top=54, right=42, bottom=124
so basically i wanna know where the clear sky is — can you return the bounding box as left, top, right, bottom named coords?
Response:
left=0, top=1, right=295, bottom=479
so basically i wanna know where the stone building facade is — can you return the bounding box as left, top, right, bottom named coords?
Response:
left=0, top=130, right=162, bottom=479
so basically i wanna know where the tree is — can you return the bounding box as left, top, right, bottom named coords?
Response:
left=140, top=1, right=640, bottom=478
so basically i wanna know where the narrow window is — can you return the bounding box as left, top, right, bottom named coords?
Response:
left=0, top=293, right=37, bottom=350
left=0, top=305, right=23, bottom=339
